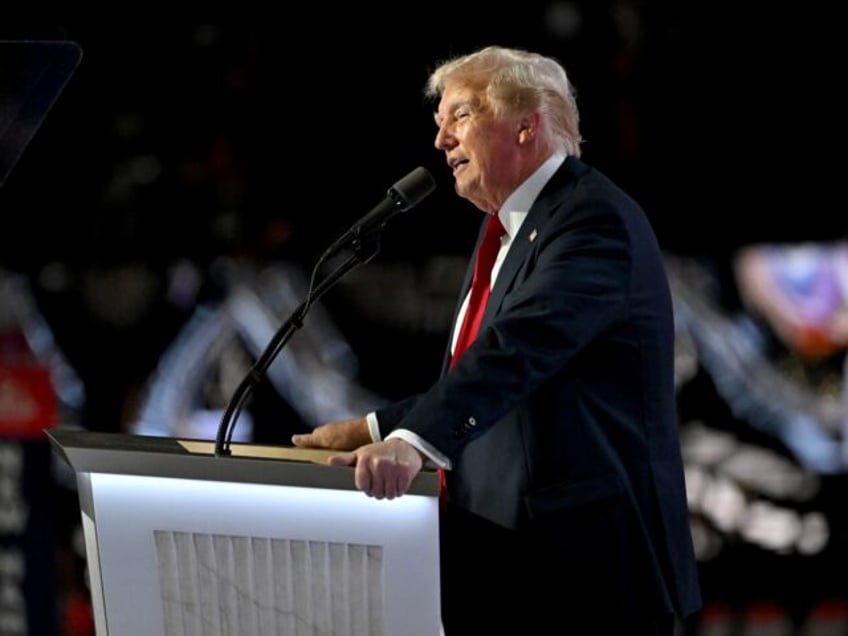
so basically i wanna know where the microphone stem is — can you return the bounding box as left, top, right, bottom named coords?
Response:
left=214, top=235, right=383, bottom=456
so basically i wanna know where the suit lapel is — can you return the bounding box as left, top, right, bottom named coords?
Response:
left=481, top=158, right=581, bottom=326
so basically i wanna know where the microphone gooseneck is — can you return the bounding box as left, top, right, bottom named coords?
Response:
left=214, top=167, right=437, bottom=456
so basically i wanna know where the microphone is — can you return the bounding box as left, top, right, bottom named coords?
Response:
left=324, top=166, right=436, bottom=257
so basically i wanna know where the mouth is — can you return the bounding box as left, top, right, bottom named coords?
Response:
left=448, top=158, right=469, bottom=174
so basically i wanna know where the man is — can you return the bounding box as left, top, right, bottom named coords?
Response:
left=293, top=45, right=701, bottom=634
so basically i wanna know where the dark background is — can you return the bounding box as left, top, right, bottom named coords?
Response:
left=1, top=5, right=845, bottom=634
left=3, top=5, right=843, bottom=263
left=2, top=5, right=842, bottom=413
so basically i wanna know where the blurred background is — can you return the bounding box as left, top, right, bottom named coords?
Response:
left=0, top=4, right=845, bottom=635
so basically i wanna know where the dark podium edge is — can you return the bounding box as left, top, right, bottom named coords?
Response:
left=46, top=428, right=440, bottom=499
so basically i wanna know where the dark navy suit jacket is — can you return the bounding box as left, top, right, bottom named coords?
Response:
left=376, top=156, right=701, bottom=618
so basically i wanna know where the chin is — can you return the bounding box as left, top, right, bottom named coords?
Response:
left=454, top=178, right=474, bottom=199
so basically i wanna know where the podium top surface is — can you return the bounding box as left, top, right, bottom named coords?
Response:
left=47, top=428, right=440, bottom=497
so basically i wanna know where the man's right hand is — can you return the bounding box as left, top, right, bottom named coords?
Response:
left=291, top=417, right=372, bottom=451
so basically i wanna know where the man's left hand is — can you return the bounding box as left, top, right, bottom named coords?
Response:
left=328, top=438, right=424, bottom=500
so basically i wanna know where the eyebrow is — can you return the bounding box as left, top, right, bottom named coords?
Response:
left=434, top=99, right=476, bottom=126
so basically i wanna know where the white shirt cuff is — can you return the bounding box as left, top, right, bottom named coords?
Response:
left=367, top=413, right=452, bottom=470
left=366, top=412, right=382, bottom=442
left=386, top=429, right=452, bottom=470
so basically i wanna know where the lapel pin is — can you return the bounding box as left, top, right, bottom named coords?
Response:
left=529, top=229, right=538, bottom=242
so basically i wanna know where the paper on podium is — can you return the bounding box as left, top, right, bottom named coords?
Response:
left=177, top=439, right=341, bottom=464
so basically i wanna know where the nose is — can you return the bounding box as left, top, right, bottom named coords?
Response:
left=435, top=122, right=455, bottom=151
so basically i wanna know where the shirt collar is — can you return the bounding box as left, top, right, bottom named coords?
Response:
left=497, top=151, right=567, bottom=238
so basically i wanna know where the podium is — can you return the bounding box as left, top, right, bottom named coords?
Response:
left=47, top=429, right=442, bottom=636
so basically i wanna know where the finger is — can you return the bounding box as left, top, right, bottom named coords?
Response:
left=383, top=482, right=396, bottom=500
left=328, top=452, right=356, bottom=467
left=355, top=461, right=374, bottom=497
left=291, top=434, right=311, bottom=447
left=396, top=472, right=409, bottom=498
left=383, top=470, right=402, bottom=500
left=370, top=458, right=397, bottom=500
left=389, top=463, right=416, bottom=499
left=398, top=467, right=414, bottom=495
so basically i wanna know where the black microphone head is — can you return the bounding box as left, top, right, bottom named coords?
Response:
left=389, top=166, right=437, bottom=209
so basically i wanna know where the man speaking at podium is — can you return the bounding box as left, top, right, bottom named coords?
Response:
left=293, top=45, right=701, bottom=634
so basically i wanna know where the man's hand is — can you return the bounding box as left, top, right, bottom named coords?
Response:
left=328, top=438, right=424, bottom=500
left=291, top=417, right=372, bottom=451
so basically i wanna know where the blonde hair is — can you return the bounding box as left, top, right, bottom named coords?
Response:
left=426, top=46, right=582, bottom=157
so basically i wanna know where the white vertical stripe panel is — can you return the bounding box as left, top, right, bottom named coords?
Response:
left=347, top=543, right=367, bottom=633
left=234, top=535, right=258, bottom=635
left=155, top=531, right=182, bottom=636
left=290, top=538, right=310, bottom=636
left=175, top=531, right=202, bottom=635
left=212, top=534, right=237, bottom=635
left=195, top=533, right=222, bottom=636
left=328, top=542, right=349, bottom=636
left=155, top=532, right=385, bottom=635
left=367, top=545, right=384, bottom=634
left=309, top=540, right=330, bottom=634
left=272, top=536, right=297, bottom=634
left=252, top=537, right=277, bottom=636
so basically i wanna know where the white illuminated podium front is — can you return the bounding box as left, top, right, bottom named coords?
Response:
left=47, top=429, right=442, bottom=636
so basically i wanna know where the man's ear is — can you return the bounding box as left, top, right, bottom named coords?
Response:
left=517, top=112, right=541, bottom=144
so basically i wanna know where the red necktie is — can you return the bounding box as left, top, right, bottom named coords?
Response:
left=451, top=214, right=506, bottom=367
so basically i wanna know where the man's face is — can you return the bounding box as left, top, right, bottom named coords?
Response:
left=434, top=80, right=522, bottom=213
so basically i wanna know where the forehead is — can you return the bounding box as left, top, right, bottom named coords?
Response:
left=436, top=81, right=484, bottom=115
